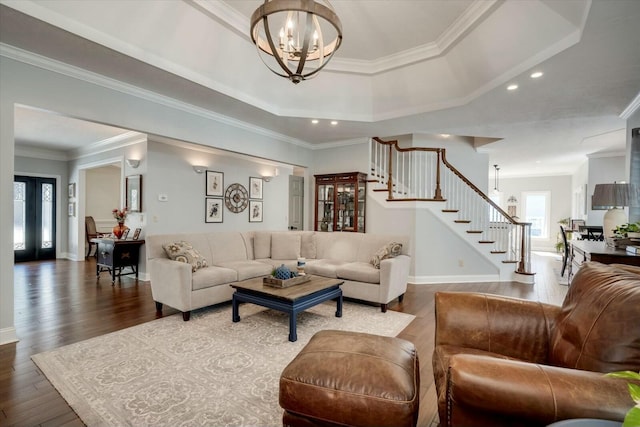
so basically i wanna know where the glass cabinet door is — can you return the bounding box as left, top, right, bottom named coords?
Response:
left=336, top=183, right=355, bottom=231
left=317, top=184, right=334, bottom=231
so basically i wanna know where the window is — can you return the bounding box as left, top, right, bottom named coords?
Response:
left=523, top=191, right=550, bottom=238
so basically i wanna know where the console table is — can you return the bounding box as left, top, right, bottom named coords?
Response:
left=91, top=238, right=145, bottom=283
left=569, top=240, right=640, bottom=282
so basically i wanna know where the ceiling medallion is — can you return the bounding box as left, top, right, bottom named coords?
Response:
left=225, top=183, right=249, bottom=213
left=250, top=0, right=343, bottom=84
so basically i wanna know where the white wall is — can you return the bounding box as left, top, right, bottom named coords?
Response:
left=499, top=175, right=572, bottom=252
left=144, top=140, right=292, bottom=237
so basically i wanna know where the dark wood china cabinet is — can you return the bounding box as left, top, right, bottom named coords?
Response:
left=314, top=172, right=366, bottom=233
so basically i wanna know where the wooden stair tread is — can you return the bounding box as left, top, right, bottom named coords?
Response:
left=478, top=240, right=495, bottom=244
left=454, top=220, right=471, bottom=224
left=502, top=260, right=518, bottom=264
left=491, top=250, right=507, bottom=254
left=466, top=230, right=483, bottom=234
left=442, top=209, right=459, bottom=213
left=373, top=188, right=388, bottom=192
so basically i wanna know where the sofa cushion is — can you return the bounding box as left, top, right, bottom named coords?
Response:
left=206, top=232, right=249, bottom=263
left=337, top=262, right=381, bottom=284
left=162, top=241, right=208, bottom=272
left=271, top=233, right=301, bottom=260
left=549, top=262, right=640, bottom=372
left=305, top=259, right=347, bottom=279
left=215, top=260, right=273, bottom=281
left=254, top=232, right=271, bottom=259
left=301, top=232, right=317, bottom=259
left=371, top=242, right=403, bottom=269
left=192, top=266, right=237, bottom=291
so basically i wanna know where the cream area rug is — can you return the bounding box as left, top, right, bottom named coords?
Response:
left=32, top=301, right=415, bottom=427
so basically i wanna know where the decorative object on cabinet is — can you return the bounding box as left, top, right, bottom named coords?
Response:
left=249, top=200, right=263, bottom=222
left=68, top=182, right=75, bottom=198
left=132, top=228, right=142, bottom=240
left=314, top=172, right=366, bottom=232
left=249, top=177, right=263, bottom=199
left=121, top=229, right=130, bottom=240
left=225, top=183, right=249, bottom=213
left=205, top=198, right=223, bottom=223
left=206, top=171, right=223, bottom=196
left=126, top=175, right=142, bottom=212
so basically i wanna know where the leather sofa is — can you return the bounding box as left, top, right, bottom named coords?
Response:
left=146, top=231, right=410, bottom=320
left=432, top=261, right=640, bottom=427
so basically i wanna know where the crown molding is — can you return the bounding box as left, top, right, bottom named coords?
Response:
left=586, top=150, right=626, bottom=159
left=187, top=0, right=500, bottom=76
left=14, top=144, right=69, bottom=161
left=620, top=91, right=640, bottom=120
left=310, top=137, right=369, bottom=151
left=69, top=131, right=147, bottom=160
left=0, top=43, right=313, bottom=150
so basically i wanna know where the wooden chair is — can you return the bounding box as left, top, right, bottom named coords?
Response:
left=85, top=216, right=106, bottom=257
left=560, top=225, right=570, bottom=277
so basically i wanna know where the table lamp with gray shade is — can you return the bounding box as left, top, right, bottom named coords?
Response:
left=591, top=182, right=639, bottom=238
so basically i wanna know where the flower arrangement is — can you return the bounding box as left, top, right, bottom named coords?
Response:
left=605, top=370, right=640, bottom=427
left=112, top=208, right=128, bottom=223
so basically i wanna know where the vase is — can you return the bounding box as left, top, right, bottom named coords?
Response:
left=112, top=222, right=129, bottom=239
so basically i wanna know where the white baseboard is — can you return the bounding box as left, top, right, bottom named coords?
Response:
left=409, top=274, right=500, bottom=284
left=0, top=327, right=19, bottom=346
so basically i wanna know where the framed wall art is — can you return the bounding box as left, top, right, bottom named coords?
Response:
left=249, top=177, right=263, bottom=199
left=126, top=175, right=142, bottom=212
left=132, top=228, right=142, bottom=240
left=205, top=198, right=223, bottom=223
left=206, top=171, right=224, bottom=197
left=249, top=200, right=263, bottom=222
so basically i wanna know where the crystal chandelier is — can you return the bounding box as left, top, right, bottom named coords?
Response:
left=250, top=0, right=343, bottom=84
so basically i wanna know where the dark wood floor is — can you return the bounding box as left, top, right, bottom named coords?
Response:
left=0, top=253, right=567, bottom=427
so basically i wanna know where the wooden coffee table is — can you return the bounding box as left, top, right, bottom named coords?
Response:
left=231, top=275, right=343, bottom=342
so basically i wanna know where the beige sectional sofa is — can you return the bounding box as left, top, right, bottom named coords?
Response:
left=146, top=231, right=410, bottom=320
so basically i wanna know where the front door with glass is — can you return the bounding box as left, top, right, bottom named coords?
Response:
left=14, top=176, right=57, bottom=262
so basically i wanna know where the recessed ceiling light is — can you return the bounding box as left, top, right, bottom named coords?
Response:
left=530, top=71, right=543, bottom=79
left=507, top=84, right=518, bottom=91
left=440, top=134, right=450, bottom=138
left=330, top=121, right=338, bottom=125
left=311, top=119, right=319, bottom=124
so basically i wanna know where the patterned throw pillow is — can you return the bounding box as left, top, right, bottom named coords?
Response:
left=370, top=242, right=403, bottom=269
left=162, top=241, right=208, bottom=272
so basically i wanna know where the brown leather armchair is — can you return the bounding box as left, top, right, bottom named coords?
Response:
left=433, top=262, right=640, bottom=427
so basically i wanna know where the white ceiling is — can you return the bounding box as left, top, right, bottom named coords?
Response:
left=2, top=0, right=639, bottom=178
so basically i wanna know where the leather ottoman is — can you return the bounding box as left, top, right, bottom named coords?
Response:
left=279, top=330, right=420, bottom=427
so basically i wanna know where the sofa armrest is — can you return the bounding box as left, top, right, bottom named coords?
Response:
left=447, top=354, right=632, bottom=426
left=148, top=258, right=193, bottom=312
left=378, top=254, right=411, bottom=303
left=434, top=292, right=560, bottom=363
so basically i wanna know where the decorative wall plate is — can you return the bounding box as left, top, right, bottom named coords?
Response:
left=225, top=183, right=249, bottom=213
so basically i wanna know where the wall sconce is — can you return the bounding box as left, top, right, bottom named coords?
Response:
left=262, top=175, right=273, bottom=182
left=193, top=165, right=207, bottom=174
left=126, top=159, right=140, bottom=168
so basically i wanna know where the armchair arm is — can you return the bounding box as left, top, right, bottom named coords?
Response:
left=447, top=354, right=633, bottom=426
left=148, top=258, right=193, bottom=312
left=434, top=292, right=561, bottom=363
left=378, top=254, right=411, bottom=303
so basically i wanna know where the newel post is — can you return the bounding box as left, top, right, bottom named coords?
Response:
left=434, top=149, right=443, bottom=200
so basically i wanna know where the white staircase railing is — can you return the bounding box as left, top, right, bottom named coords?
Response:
left=370, top=137, right=532, bottom=275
